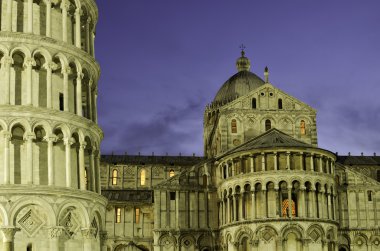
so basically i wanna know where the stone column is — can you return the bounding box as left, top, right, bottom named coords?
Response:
left=44, top=0, right=52, bottom=36
left=262, top=189, right=267, bottom=218
left=327, top=192, right=331, bottom=219
left=239, top=192, right=243, bottom=220
left=5, top=0, right=12, bottom=31
left=299, top=152, right=304, bottom=170
left=27, top=0, right=33, bottom=33
left=194, top=191, right=199, bottom=228
left=1, top=227, right=19, bottom=251
left=226, top=195, right=230, bottom=223
left=75, top=7, right=82, bottom=48
left=76, top=72, right=83, bottom=116
left=261, top=153, right=266, bottom=171
left=288, top=186, right=292, bottom=218
left=251, top=189, right=256, bottom=219
left=64, top=137, right=73, bottom=188
left=79, top=142, right=87, bottom=190
left=319, top=156, right=323, bottom=173
left=309, top=187, right=315, bottom=218
left=95, top=151, right=101, bottom=193
left=62, top=66, right=70, bottom=112
left=273, top=152, right=278, bottom=170
left=310, top=154, right=314, bottom=171
left=24, top=133, right=35, bottom=184
left=48, top=227, right=63, bottom=251
left=45, top=135, right=57, bottom=186
left=232, top=193, right=237, bottom=221
left=175, top=191, right=180, bottom=228
left=44, top=62, right=57, bottom=109
left=231, top=160, right=235, bottom=176
left=299, top=186, right=305, bottom=217
left=85, top=18, right=91, bottom=52
left=274, top=187, right=280, bottom=217
left=88, top=79, right=93, bottom=120
left=89, top=149, right=95, bottom=191
left=2, top=132, right=11, bottom=184
left=1, top=56, right=12, bottom=104
left=94, top=89, right=98, bottom=123
left=250, top=155, right=254, bottom=172
left=91, top=32, right=96, bottom=57
left=24, top=57, right=36, bottom=106
left=99, top=231, right=108, bottom=251
left=81, top=228, right=96, bottom=251
left=286, top=152, right=291, bottom=170
left=61, top=0, right=69, bottom=42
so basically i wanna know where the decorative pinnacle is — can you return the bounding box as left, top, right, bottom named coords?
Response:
left=239, top=44, right=246, bottom=56
left=236, top=44, right=250, bottom=72
left=264, top=66, right=269, bottom=83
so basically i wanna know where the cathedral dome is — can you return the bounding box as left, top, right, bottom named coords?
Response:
left=213, top=51, right=265, bottom=103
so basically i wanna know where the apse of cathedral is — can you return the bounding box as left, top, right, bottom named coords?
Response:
left=0, top=1, right=378, bottom=251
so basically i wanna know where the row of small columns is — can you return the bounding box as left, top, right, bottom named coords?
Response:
left=220, top=152, right=335, bottom=178
left=219, top=185, right=336, bottom=225
left=0, top=226, right=97, bottom=251
left=2, top=0, right=94, bottom=54
left=0, top=56, right=98, bottom=122
left=1, top=131, right=101, bottom=193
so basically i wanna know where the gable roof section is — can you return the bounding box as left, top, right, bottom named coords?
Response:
left=219, top=128, right=313, bottom=158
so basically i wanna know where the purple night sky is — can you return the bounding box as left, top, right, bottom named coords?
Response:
left=95, top=1, right=380, bottom=156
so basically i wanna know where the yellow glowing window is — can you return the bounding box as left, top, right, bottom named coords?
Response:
left=115, top=208, right=121, bottom=223
left=112, top=169, right=118, bottom=185
left=300, top=120, right=306, bottom=135
left=140, top=169, right=146, bottom=186
left=231, top=119, right=237, bottom=133
left=135, top=208, right=140, bottom=224
left=282, top=199, right=296, bottom=217
left=169, top=170, right=175, bottom=177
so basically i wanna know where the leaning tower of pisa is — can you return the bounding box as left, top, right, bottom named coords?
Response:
left=0, top=0, right=106, bottom=250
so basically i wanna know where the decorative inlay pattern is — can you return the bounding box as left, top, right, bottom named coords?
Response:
left=18, top=209, right=45, bottom=237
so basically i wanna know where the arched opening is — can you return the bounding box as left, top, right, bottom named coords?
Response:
left=278, top=98, right=283, bottom=109
left=305, top=182, right=312, bottom=217
left=267, top=182, right=276, bottom=217
left=243, top=184, right=252, bottom=219
left=300, top=120, right=306, bottom=135
left=33, top=53, right=47, bottom=107
left=84, top=137, right=93, bottom=191
left=53, top=128, right=65, bottom=186
left=112, top=169, right=118, bottom=185
left=27, top=243, right=32, bottom=251
left=69, top=62, right=78, bottom=114
left=39, top=0, right=47, bottom=36
left=231, top=119, right=237, bottom=133
left=239, top=237, right=249, bottom=251
left=12, top=51, right=26, bottom=105
left=71, top=133, right=80, bottom=189
left=252, top=98, right=256, bottom=109
left=11, top=125, right=25, bottom=184
left=223, top=165, right=227, bottom=179
left=265, top=119, right=271, bottom=131
left=203, top=174, right=207, bottom=187
left=52, top=56, right=64, bottom=111
left=235, top=186, right=241, bottom=221
left=34, top=126, right=48, bottom=185
left=16, top=0, right=25, bottom=32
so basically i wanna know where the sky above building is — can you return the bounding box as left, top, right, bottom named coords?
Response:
left=95, top=1, right=380, bottom=156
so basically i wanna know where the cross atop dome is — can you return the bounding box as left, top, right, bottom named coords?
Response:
left=236, top=44, right=251, bottom=72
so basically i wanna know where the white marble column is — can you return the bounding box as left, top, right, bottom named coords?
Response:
left=1, top=227, right=19, bottom=251
left=85, top=18, right=91, bottom=52
left=299, top=186, right=305, bottom=217
left=261, top=153, right=266, bottom=171
left=91, top=32, right=95, bottom=57
left=286, top=152, right=291, bottom=170
left=233, top=193, right=237, bottom=221
left=45, top=135, right=57, bottom=186
left=273, top=152, right=278, bottom=170
left=251, top=190, right=256, bottom=219
left=310, top=154, right=314, bottom=171
left=89, top=150, right=95, bottom=191
left=1, top=56, right=12, bottom=104
left=76, top=72, right=83, bottom=116
left=262, top=189, right=267, bottom=218
left=24, top=133, right=36, bottom=184
left=82, top=228, right=96, bottom=251
left=75, top=7, right=82, bottom=48
left=79, top=142, right=87, bottom=190
left=64, top=137, right=73, bottom=188
left=24, top=57, right=36, bottom=106
left=288, top=186, right=293, bottom=218
left=250, top=155, right=254, bottom=172
left=327, top=192, right=331, bottom=219
left=226, top=195, right=230, bottom=223
left=61, top=0, right=69, bottom=42
left=61, top=65, right=70, bottom=111
left=27, top=0, right=33, bottom=33
left=94, top=90, right=98, bottom=123
left=48, top=227, right=63, bottom=251
left=88, top=79, right=93, bottom=120
left=44, top=0, right=52, bottom=36
left=2, top=131, right=11, bottom=184
left=5, top=0, right=13, bottom=31
left=239, top=193, right=243, bottom=220
left=95, top=151, right=101, bottom=193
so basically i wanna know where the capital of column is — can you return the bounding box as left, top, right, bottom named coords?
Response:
left=61, top=65, right=71, bottom=75
left=1, top=56, right=13, bottom=67
left=23, top=57, right=36, bottom=68
left=43, top=61, right=58, bottom=71
left=43, top=134, right=57, bottom=143
left=81, top=227, right=96, bottom=239
left=2, top=131, right=12, bottom=141
left=63, top=137, right=75, bottom=146
left=48, top=226, right=64, bottom=239
left=79, top=141, right=87, bottom=149
left=23, top=132, right=36, bottom=141
left=77, top=72, right=84, bottom=80
left=0, top=227, right=20, bottom=242
left=86, top=16, right=92, bottom=24
left=300, top=185, right=306, bottom=191
left=99, top=230, right=108, bottom=242
left=43, top=0, right=51, bottom=5
left=75, top=7, right=83, bottom=16
left=60, top=0, right=70, bottom=11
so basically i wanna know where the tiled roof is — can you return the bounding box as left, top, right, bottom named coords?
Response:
left=101, top=155, right=204, bottom=166
left=336, top=156, right=380, bottom=165
left=102, top=189, right=153, bottom=203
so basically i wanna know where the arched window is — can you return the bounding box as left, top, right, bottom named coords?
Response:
left=169, top=169, right=175, bottom=177
left=252, top=98, right=256, bottom=109
left=231, top=119, right=237, bottom=133
left=112, top=169, right=118, bottom=185
left=223, top=165, right=227, bottom=179
left=27, top=244, right=32, bottom=251
left=115, top=207, right=121, bottom=223
left=265, top=119, right=271, bottom=131
left=140, top=169, right=146, bottom=186
left=282, top=199, right=296, bottom=217
left=135, top=208, right=140, bottom=224
left=278, top=98, right=283, bottom=109
left=300, top=120, right=306, bottom=135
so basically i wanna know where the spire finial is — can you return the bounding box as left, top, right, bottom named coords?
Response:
left=239, top=44, right=246, bottom=56
left=264, top=66, right=269, bottom=83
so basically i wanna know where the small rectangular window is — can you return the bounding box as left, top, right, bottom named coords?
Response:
left=135, top=208, right=140, bottom=224
left=59, top=93, right=64, bottom=111
left=170, top=192, right=176, bottom=200
left=115, top=207, right=121, bottom=223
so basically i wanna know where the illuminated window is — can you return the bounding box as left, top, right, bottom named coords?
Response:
left=265, top=119, right=271, bottom=131
left=282, top=199, right=296, bottom=217
left=115, top=208, right=121, bottom=223
left=135, top=208, right=140, bottom=224
left=140, top=169, right=146, bottom=186
left=252, top=98, right=256, bottom=109
left=278, top=99, right=283, bottom=109
left=169, top=170, right=175, bottom=177
left=300, top=120, right=306, bottom=135
left=231, top=119, right=237, bottom=133
left=112, top=169, right=118, bottom=185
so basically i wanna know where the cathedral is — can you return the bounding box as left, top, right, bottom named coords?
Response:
left=0, top=0, right=378, bottom=251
